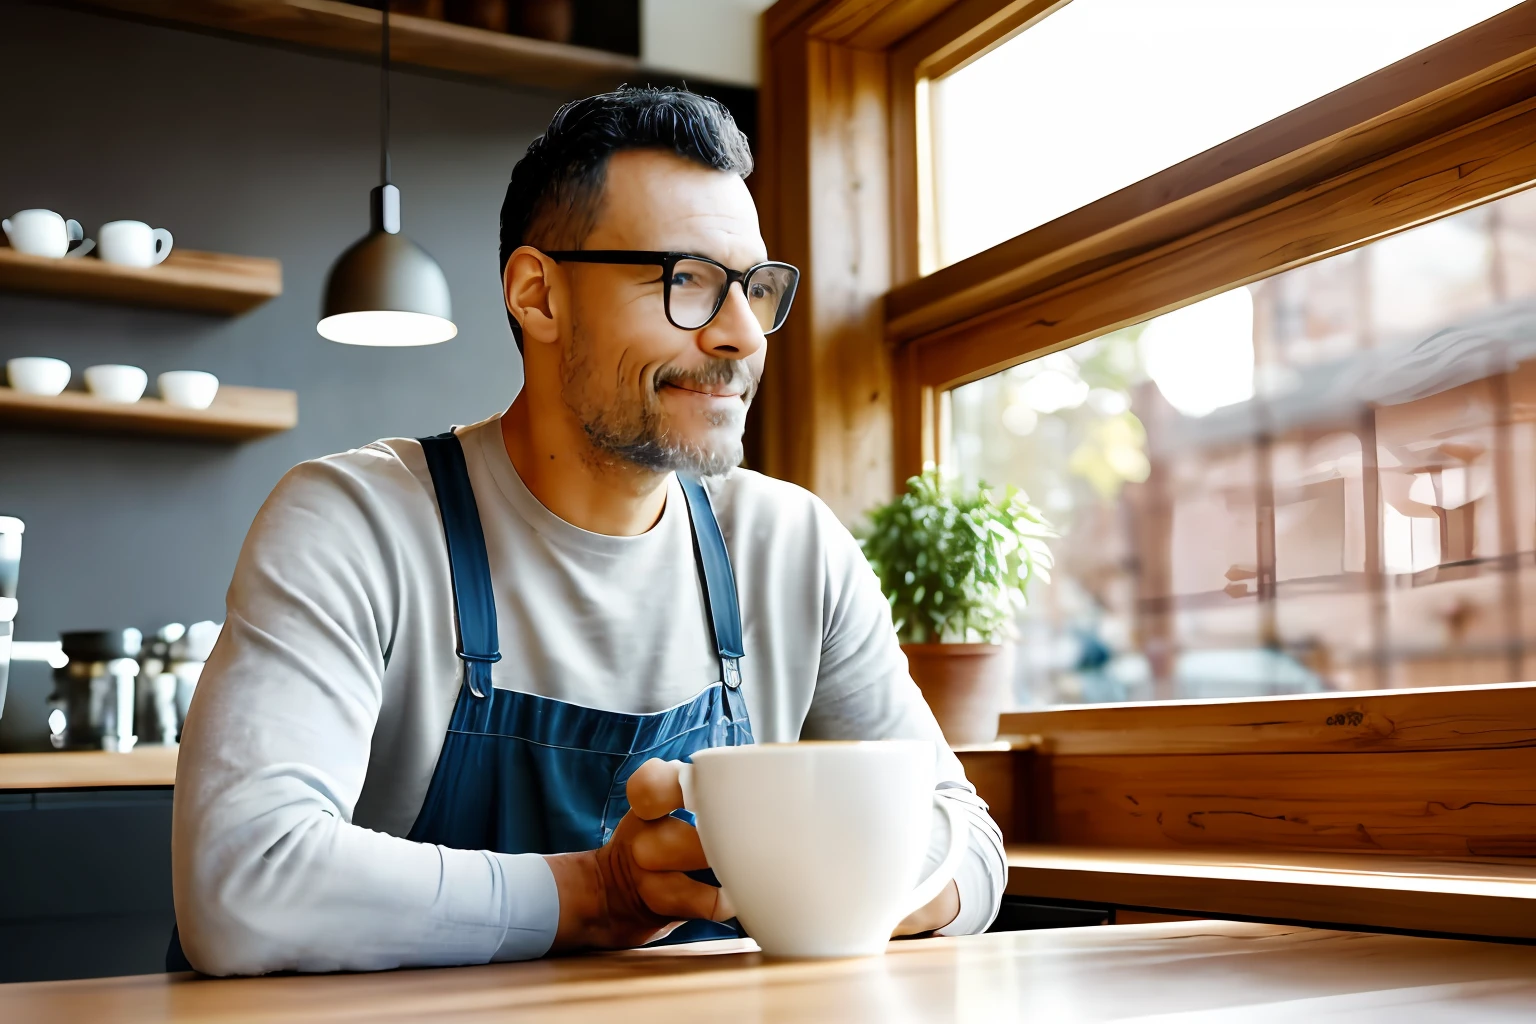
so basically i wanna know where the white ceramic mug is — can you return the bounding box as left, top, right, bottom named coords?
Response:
left=6, top=357, right=72, bottom=396
left=98, top=220, right=174, bottom=267
left=158, top=370, right=219, bottom=410
left=84, top=364, right=148, bottom=404
left=678, top=740, right=966, bottom=958
left=3, top=209, right=86, bottom=258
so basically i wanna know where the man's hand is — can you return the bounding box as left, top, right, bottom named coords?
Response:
left=893, top=879, right=960, bottom=937
left=544, top=759, right=735, bottom=952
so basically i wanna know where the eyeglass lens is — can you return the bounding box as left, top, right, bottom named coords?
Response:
left=667, top=259, right=799, bottom=332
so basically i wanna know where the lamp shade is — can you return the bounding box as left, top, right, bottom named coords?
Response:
left=319, top=184, right=456, bottom=347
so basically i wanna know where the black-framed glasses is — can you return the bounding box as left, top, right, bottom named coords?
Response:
left=543, top=250, right=801, bottom=335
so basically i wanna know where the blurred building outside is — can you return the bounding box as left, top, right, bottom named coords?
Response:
left=950, top=186, right=1536, bottom=707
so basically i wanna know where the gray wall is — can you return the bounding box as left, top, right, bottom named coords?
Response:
left=0, top=4, right=568, bottom=750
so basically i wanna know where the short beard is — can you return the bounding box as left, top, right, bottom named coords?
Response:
left=560, top=327, right=754, bottom=478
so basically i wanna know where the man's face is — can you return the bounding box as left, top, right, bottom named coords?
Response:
left=555, top=149, right=769, bottom=477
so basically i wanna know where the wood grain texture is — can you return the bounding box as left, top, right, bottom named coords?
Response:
left=887, top=1, right=1536, bottom=347
left=907, top=92, right=1536, bottom=390
left=998, top=682, right=1536, bottom=756
left=0, top=384, right=299, bottom=441
left=1008, top=846, right=1536, bottom=940
left=1040, top=747, right=1536, bottom=857
left=1007, top=847, right=1536, bottom=939
left=0, top=246, right=281, bottom=314
left=954, top=745, right=1032, bottom=843
left=9, top=924, right=1536, bottom=1021
left=753, top=26, right=895, bottom=522
left=0, top=748, right=177, bottom=790
left=68, top=0, right=640, bottom=94
left=894, top=0, right=1066, bottom=81
left=1001, top=684, right=1536, bottom=857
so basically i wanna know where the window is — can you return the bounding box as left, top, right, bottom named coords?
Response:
left=949, top=185, right=1536, bottom=706
left=928, top=0, right=1521, bottom=270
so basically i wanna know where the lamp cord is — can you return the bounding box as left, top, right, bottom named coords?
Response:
left=380, top=0, right=392, bottom=187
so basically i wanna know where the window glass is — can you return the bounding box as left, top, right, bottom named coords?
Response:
left=929, top=0, right=1521, bottom=270
left=948, top=185, right=1536, bottom=706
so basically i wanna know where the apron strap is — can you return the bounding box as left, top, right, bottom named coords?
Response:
left=678, top=476, right=745, bottom=690
left=419, top=432, right=501, bottom=700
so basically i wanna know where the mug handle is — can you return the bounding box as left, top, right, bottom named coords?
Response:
left=151, top=228, right=174, bottom=266
left=898, top=794, right=968, bottom=920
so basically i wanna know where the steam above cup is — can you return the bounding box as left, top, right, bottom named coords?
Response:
left=98, top=220, right=174, bottom=267
left=678, top=741, right=967, bottom=958
left=3, top=209, right=87, bottom=258
left=84, top=364, right=148, bottom=404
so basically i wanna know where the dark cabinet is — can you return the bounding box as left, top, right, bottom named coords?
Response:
left=0, top=788, right=174, bottom=983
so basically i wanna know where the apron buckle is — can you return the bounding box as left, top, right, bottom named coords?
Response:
left=722, top=658, right=742, bottom=690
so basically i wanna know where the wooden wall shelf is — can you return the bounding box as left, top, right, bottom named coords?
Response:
left=0, top=384, right=298, bottom=441
left=0, top=246, right=282, bottom=314
left=70, top=0, right=643, bottom=94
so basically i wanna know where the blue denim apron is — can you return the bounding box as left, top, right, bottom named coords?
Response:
left=168, top=431, right=750, bottom=971
left=404, top=431, right=752, bottom=946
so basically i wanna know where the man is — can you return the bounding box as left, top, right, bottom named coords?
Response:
left=173, top=87, right=1005, bottom=975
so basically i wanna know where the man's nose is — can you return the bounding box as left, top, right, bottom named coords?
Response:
left=698, top=282, right=767, bottom=361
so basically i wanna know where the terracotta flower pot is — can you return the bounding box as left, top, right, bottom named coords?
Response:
left=902, top=642, right=1015, bottom=745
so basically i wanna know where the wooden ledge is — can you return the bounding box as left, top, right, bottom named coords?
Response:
left=0, top=245, right=281, bottom=314
left=1008, top=846, right=1536, bottom=940
left=0, top=748, right=178, bottom=790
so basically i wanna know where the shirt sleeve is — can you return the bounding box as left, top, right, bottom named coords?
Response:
left=799, top=499, right=1007, bottom=936
left=172, top=456, right=558, bottom=976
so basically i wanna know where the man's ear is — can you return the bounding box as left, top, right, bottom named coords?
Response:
left=504, top=246, right=563, bottom=347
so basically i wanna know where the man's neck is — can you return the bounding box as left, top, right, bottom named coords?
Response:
left=500, top=393, right=670, bottom=537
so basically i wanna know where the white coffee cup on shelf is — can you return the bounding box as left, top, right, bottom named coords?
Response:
left=6, top=357, right=72, bottom=396
left=97, top=220, right=174, bottom=267
left=158, top=370, right=219, bottom=410
left=3, top=209, right=86, bottom=258
left=84, top=364, right=148, bottom=404
left=677, top=740, right=966, bottom=958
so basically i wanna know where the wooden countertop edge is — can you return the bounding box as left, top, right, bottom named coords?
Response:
left=0, top=748, right=178, bottom=790
left=1007, top=846, right=1536, bottom=939
left=0, top=738, right=1029, bottom=790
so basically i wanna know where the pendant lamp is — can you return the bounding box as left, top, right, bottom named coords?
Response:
left=318, top=1, right=456, bottom=346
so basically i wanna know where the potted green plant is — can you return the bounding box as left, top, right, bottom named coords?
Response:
left=859, top=465, right=1053, bottom=744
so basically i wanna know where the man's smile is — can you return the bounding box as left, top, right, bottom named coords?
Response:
left=660, top=380, right=744, bottom=399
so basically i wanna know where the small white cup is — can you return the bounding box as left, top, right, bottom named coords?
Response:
left=97, top=220, right=174, bottom=268
left=7, top=357, right=72, bottom=396
left=678, top=741, right=967, bottom=958
left=158, top=370, right=219, bottom=410
left=84, top=364, right=149, bottom=404
left=3, top=209, right=85, bottom=258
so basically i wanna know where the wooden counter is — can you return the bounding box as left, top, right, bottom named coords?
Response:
left=3, top=923, right=1534, bottom=1021
left=0, top=742, right=1020, bottom=794
left=1007, top=845, right=1536, bottom=940
left=0, top=748, right=177, bottom=790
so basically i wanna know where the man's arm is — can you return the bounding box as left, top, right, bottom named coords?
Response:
left=173, top=458, right=559, bottom=975
left=799, top=498, right=1008, bottom=937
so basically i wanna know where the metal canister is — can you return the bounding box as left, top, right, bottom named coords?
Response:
left=49, top=629, right=143, bottom=751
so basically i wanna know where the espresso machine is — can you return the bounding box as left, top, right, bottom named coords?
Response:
left=49, top=629, right=143, bottom=751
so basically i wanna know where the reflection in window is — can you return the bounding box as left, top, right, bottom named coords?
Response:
left=949, top=186, right=1536, bottom=706
left=929, top=0, right=1520, bottom=270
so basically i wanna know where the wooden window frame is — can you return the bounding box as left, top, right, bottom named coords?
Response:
left=759, top=2, right=1536, bottom=907
left=885, top=0, right=1536, bottom=478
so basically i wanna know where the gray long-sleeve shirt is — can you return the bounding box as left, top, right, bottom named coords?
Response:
left=173, top=415, right=1006, bottom=975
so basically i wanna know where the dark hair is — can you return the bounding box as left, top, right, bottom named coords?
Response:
left=498, top=86, right=755, bottom=350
